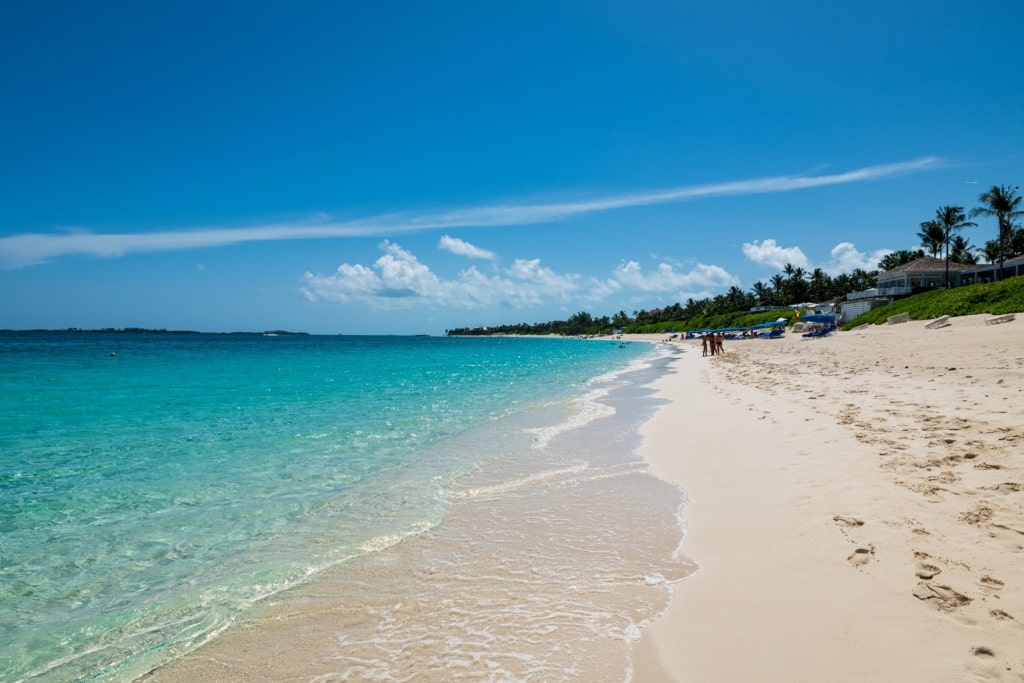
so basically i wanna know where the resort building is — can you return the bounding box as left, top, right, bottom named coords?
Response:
left=841, top=255, right=1024, bottom=321
left=874, top=256, right=972, bottom=293
left=956, top=254, right=1024, bottom=285
left=874, top=254, right=1024, bottom=291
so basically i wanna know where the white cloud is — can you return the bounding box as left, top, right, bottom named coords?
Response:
left=821, top=242, right=891, bottom=275
left=743, top=238, right=891, bottom=275
left=438, top=235, right=496, bottom=259
left=301, top=241, right=583, bottom=310
left=1, top=157, right=941, bottom=268
left=742, top=239, right=810, bottom=270
left=301, top=241, right=739, bottom=311
left=301, top=241, right=443, bottom=304
left=613, top=261, right=738, bottom=292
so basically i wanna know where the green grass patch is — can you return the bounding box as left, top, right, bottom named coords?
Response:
left=632, top=310, right=798, bottom=334
left=842, top=275, right=1024, bottom=329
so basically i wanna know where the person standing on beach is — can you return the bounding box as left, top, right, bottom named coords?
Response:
left=715, top=333, right=724, bottom=355
left=702, top=334, right=709, bottom=357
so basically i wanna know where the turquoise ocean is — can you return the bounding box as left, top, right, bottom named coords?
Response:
left=1, top=333, right=693, bottom=682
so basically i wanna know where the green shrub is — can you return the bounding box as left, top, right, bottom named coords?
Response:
left=841, top=276, right=1024, bottom=329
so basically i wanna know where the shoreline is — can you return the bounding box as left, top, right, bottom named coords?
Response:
left=139, top=340, right=690, bottom=682
left=628, top=315, right=1024, bottom=681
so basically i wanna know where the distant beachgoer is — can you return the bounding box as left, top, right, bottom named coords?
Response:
left=715, top=333, right=724, bottom=355
left=702, top=335, right=708, bottom=357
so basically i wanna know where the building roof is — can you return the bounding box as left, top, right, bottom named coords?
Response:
left=878, top=256, right=972, bottom=278
left=879, top=254, right=1024, bottom=283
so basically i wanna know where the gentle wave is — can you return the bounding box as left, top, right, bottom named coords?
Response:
left=1, top=333, right=679, bottom=682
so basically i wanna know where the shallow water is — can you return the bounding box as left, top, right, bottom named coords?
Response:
left=0, top=333, right=692, bottom=681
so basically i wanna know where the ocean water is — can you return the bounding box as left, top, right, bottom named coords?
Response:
left=0, top=333, right=693, bottom=682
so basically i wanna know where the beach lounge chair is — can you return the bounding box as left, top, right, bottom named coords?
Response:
left=887, top=313, right=910, bottom=325
left=985, top=313, right=1016, bottom=325
left=925, top=315, right=951, bottom=329
left=802, top=326, right=834, bottom=339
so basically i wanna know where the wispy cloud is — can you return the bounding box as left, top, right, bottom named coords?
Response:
left=0, top=157, right=941, bottom=268
left=438, top=235, right=496, bottom=260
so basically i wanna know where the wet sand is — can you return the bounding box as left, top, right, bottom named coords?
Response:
left=142, top=350, right=693, bottom=682
left=632, top=315, right=1024, bottom=681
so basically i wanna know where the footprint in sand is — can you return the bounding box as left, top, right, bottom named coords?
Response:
left=978, top=575, right=1004, bottom=593
left=913, top=582, right=972, bottom=611
left=959, top=504, right=995, bottom=526
left=915, top=485, right=945, bottom=503
left=833, top=515, right=864, bottom=527
left=982, top=482, right=1022, bottom=493
left=915, top=562, right=942, bottom=580
left=847, top=545, right=875, bottom=567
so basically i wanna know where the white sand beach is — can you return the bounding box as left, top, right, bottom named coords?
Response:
left=632, top=315, right=1024, bottom=681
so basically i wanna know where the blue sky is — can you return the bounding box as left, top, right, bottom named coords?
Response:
left=2, top=1, right=1022, bottom=334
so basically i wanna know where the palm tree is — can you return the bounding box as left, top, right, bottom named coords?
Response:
left=789, top=266, right=808, bottom=302
left=750, top=281, right=772, bottom=306
left=849, top=268, right=877, bottom=292
left=877, top=249, right=924, bottom=272
left=949, top=235, right=979, bottom=264
left=725, top=286, right=750, bottom=311
left=769, top=274, right=787, bottom=304
left=917, top=219, right=945, bottom=257
left=683, top=298, right=700, bottom=318
left=982, top=239, right=1002, bottom=264
left=931, top=206, right=976, bottom=287
left=971, top=185, right=1023, bottom=279
left=808, top=268, right=830, bottom=302
left=1012, top=227, right=1024, bottom=257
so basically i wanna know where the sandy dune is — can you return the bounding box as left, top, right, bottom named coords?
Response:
left=633, top=315, right=1024, bottom=681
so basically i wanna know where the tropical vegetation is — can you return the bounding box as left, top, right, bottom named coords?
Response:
left=842, top=276, right=1024, bottom=329
left=971, top=184, right=1024, bottom=278
left=446, top=264, right=874, bottom=336
left=447, top=183, right=1023, bottom=336
left=931, top=205, right=976, bottom=287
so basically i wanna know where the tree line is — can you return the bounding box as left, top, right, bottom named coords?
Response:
left=446, top=184, right=1022, bottom=336
left=445, top=264, right=878, bottom=336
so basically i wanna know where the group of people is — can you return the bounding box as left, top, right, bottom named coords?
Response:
left=701, top=332, right=725, bottom=357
